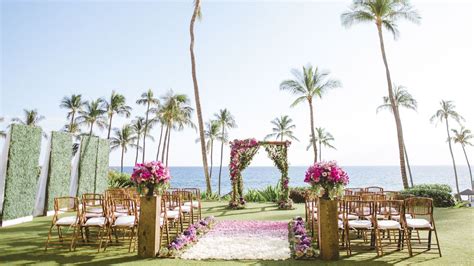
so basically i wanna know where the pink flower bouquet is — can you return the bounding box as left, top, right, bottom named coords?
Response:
left=304, top=161, right=349, bottom=199
left=130, top=161, right=171, bottom=196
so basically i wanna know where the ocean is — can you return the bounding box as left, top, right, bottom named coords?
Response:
left=112, top=165, right=472, bottom=194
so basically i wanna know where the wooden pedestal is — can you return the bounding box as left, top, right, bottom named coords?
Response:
left=138, top=195, right=162, bottom=258
left=317, top=198, right=340, bottom=261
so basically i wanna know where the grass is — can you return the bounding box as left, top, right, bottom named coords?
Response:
left=0, top=201, right=473, bottom=265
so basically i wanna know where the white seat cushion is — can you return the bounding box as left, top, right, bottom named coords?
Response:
left=348, top=220, right=372, bottom=229
left=114, top=211, right=128, bottom=217
left=114, top=215, right=136, bottom=227
left=85, top=212, right=103, bottom=218
left=377, top=220, right=401, bottom=230
left=339, top=214, right=358, bottom=220
left=162, top=210, right=180, bottom=219
left=85, top=217, right=106, bottom=226
left=392, top=214, right=413, bottom=221
left=183, top=201, right=199, bottom=208
left=86, top=207, right=103, bottom=213
left=174, top=205, right=192, bottom=213
left=338, top=219, right=344, bottom=229
left=55, top=216, right=78, bottom=225
left=406, top=218, right=431, bottom=229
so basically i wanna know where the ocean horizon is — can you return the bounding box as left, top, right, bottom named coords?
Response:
left=111, top=165, right=472, bottom=194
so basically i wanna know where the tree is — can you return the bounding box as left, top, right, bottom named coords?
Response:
left=131, top=116, right=153, bottom=165
left=12, top=109, right=45, bottom=126
left=160, top=90, right=195, bottom=166
left=452, top=126, right=473, bottom=190
left=214, top=109, right=237, bottom=195
left=190, top=0, right=212, bottom=195
left=264, top=115, right=299, bottom=142
left=430, top=100, right=464, bottom=198
left=307, top=127, right=336, bottom=162
left=60, top=94, right=84, bottom=133
left=280, top=65, right=341, bottom=162
left=197, top=120, right=220, bottom=181
left=341, top=0, right=421, bottom=189
left=149, top=102, right=166, bottom=161
left=76, top=98, right=107, bottom=136
left=0, top=117, right=6, bottom=138
left=105, top=91, right=131, bottom=139
left=376, top=84, right=418, bottom=187
left=136, top=89, right=159, bottom=163
left=110, top=124, right=138, bottom=173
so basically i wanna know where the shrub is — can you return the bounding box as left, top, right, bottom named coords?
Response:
left=244, top=185, right=281, bottom=203
left=108, top=171, right=133, bottom=188
left=400, top=184, right=455, bottom=207
left=289, top=187, right=308, bottom=203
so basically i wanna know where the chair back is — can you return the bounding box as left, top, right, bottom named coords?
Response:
left=105, top=188, right=127, bottom=200
left=343, top=195, right=361, bottom=201
left=52, top=197, right=80, bottom=225
left=109, top=198, right=136, bottom=220
left=405, top=197, right=433, bottom=218
left=361, top=193, right=386, bottom=201
left=345, top=200, right=375, bottom=220
left=376, top=200, right=404, bottom=220
left=365, top=186, right=384, bottom=193
left=383, top=190, right=400, bottom=200
left=82, top=194, right=105, bottom=218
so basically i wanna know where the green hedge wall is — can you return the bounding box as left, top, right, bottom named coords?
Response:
left=44, top=131, right=72, bottom=214
left=77, top=136, right=99, bottom=196
left=94, top=138, right=109, bottom=194
left=1, top=124, right=42, bottom=222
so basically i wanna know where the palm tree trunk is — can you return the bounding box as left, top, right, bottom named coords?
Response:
left=161, top=125, right=169, bottom=163
left=166, top=128, right=171, bottom=167
left=404, top=142, right=414, bottom=187
left=209, top=139, right=214, bottom=179
left=190, top=0, right=212, bottom=195
left=69, top=112, right=75, bottom=133
left=89, top=122, right=94, bottom=136
left=142, top=102, right=150, bottom=163
left=135, top=133, right=140, bottom=165
left=319, top=141, right=322, bottom=162
left=308, top=99, right=318, bottom=163
left=121, top=146, right=125, bottom=173
left=156, top=123, right=164, bottom=161
left=461, top=144, right=473, bottom=190
left=107, top=114, right=113, bottom=139
left=218, top=127, right=225, bottom=196
left=376, top=23, right=409, bottom=189
left=445, top=119, right=461, bottom=199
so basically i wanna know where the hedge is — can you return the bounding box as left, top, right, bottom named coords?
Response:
left=77, top=136, right=99, bottom=196
left=0, top=125, right=42, bottom=223
left=94, top=138, right=109, bottom=194
left=400, top=184, right=455, bottom=207
left=44, top=131, right=72, bottom=214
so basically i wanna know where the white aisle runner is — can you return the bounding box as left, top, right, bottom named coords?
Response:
left=180, top=220, right=291, bottom=260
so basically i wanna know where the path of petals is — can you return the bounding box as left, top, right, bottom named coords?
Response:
left=180, top=220, right=291, bottom=260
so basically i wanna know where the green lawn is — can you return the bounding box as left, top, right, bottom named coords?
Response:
left=1, top=201, right=473, bottom=265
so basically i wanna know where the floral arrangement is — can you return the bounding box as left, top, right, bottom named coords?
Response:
left=288, top=217, right=316, bottom=259
left=160, top=216, right=217, bottom=257
left=304, top=161, right=349, bottom=199
left=130, top=161, right=171, bottom=196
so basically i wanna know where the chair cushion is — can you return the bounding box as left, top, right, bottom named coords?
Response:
left=406, top=218, right=431, bottom=229
left=183, top=201, right=199, bottom=208
left=377, top=220, right=401, bottom=230
left=114, top=215, right=136, bottom=227
left=85, top=212, right=103, bottom=218
left=55, top=216, right=78, bottom=225
left=338, top=219, right=344, bottom=229
left=392, top=214, right=413, bottom=221
left=114, top=211, right=128, bottom=217
left=339, top=214, right=358, bottom=220
left=162, top=210, right=180, bottom=219
left=85, top=217, right=107, bottom=226
left=174, top=205, right=192, bottom=213
left=348, top=220, right=372, bottom=229
left=86, top=207, right=103, bottom=213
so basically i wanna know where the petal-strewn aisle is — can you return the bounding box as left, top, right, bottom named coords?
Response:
left=180, top=220, right=291, bottom=260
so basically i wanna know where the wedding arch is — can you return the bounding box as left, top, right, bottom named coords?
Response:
left=228, top=138, right=293, bottom=210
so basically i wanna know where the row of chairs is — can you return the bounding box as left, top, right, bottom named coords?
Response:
left=44, top=187, right=202, bottom=253
left=305, top=192, right=442, bottom=257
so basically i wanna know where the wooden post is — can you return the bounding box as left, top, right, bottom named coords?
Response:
left=138, top=195, right=162, bottom=257
left=318, top=198, right=340, bottom=260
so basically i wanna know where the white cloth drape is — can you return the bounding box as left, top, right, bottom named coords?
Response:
left=69, top=142, right=81, bottom=197
left=33, top=135, right=51, bottom=216
left=0, top=131, right=11, bottom=216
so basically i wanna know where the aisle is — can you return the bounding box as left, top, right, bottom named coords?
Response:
left=180, top=220, right=291, bottom=260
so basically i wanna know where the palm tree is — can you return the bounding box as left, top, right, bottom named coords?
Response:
left=376, top=84, right=417, bottom=187
left=264, top=115, right=299, bottom=142
left=307, top=127, right=336, bottom=162
left=452, top=126, right=473, bottom=190
left=60, top=94, right=84, bottom=133
left=105, top=91, right=132, bottom=139
left=149, top=102, right=166, bottom=161
left=131, top=117, right=153, bottom=165
left=280, top=65, right=341, bottom=162
left=76, top=98, right=107, bottom=136
left=110, top=124, right=138, bottom=173
left=190, top=0, right=211, bottom=195
left=0, top=117, right=6, bottom=138
left=430, top=100, right=464, bottom=198
left=160, top=90, right=195, bottom=166
left=197, top=120, right=220, bottom=181
left=341, top=0, right=420, bottom=189
left=136, top=89, right=159, bottom=163
left=214, top=109, right=237, bottom=195
left=12, top=109, right=45, bottom=126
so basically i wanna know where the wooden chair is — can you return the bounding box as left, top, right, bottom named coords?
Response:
left=162, top=191, right=183, bottom=234
left=339, top=195, right=360, bottom=221
left=383, top=190, right=401, bottom=200
left=104, top=198, right=138, bottom=252
left=365, top=186, right=384, bottom=193
left=172, top=190, right=194, bottom=227
left=82, top=193, right=104, bottom=219
left=404, top=197, right=442, bottom=257
left=181, top=188, right=202, bottom=222
left=374, top=200, right=412, bottom=256
left=105, top=188, right=127, bottom=200
left=361, top=193, right=386, bottom=202
left=343, top=200, right=376, bottom=255
left=45, top=197, right=80, bottom=251
left=304, top=195, right=318, bottom=240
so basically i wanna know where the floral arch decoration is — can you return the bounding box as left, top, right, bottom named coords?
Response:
left=228, top=138, right=293, bottom=210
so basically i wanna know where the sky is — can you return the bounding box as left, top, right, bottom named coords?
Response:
left=1, top=0, right=473, bottom=167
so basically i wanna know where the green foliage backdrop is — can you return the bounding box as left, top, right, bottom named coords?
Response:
left=1, top=125, right=42, bottom=222
left=77, top=136, right=99, bottom=196
left=44, top=131, right=72, bottom=214
left=95, top=138, right=109, bottom=194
